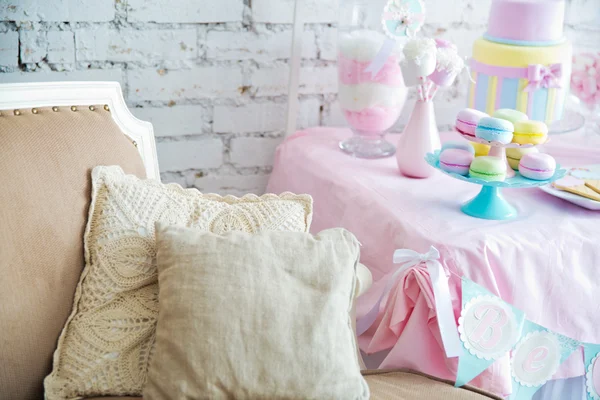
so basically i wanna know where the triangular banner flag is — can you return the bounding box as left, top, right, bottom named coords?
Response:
left=583, top=342, right=600, bottom=400
left=509, top=319, right=580, bottom=400
left=455, top=277, right=525, bottom=388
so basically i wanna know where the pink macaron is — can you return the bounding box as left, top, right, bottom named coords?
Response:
left=439, top=148, right=474, bottom=176
left=456, top=108, right=489, bottom=138
left=518, top=153, right=556, bottom=180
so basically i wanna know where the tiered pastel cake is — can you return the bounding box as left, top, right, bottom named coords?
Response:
left=468, top=0, right=572, bottom=124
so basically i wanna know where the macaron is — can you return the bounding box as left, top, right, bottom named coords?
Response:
left=469, top=156, right=506, bottom=181
left=512, top=120, right=548, bottom=145
left=441, top=140, right=475, bottom=155
left=506, top=147, right=539, bottom=170
left=493, top=109, right=529, bottom=125
left=519, top=153, right=556, bottom=180
left=456, top=108, right=489, bottom=138
left=475, top=117, right=514, bottom=144
left=439, top=149, right=474, bottom=176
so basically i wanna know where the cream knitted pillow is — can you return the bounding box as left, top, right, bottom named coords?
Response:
left=44, top=166, right=313, bottom=399
left=144, top=225, right=369, bottom=400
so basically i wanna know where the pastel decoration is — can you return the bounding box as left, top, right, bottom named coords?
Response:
left=493, top=109, right=529, bottom=125
left=430, top=47, right=464, bottom=87
left=469, top=156, right=506, bottom=182
left=442, top=140, right=474, bottom=155
left=471, top=143, right=491, bottom=157
left=552, top=176, right=600, bottom=202
left=512, top=121, right=548, bottom=145
left=584, top=343, right=600, bottom=400
left=365, top=0, right=426, bottom=77
left=455, top=277, right=524, bottom=388
left=509, top=319, right=579, bottom=400
left=506, top=147, right=538, bottom=170
left=439, top=149, right=474, bottom=176
left=468, top=36, right=572, bottom=124
left=338, top=53, right=404, bottom=86
left=571, top=52, right=600, bottom=107
left=475, top=117, right=514, bottom=144
left=381, top=0, right=426, bottom=40
left=455, top=108, right=489, bottom=138
left=455, top=108, right=491, bottom=157
left=484, top=0, right=566, bottom=46
left=570, top=165, right=600, bottom=180
left=356, top=247, right=463, bottom=359
left=400, top=38, right=437, bottom=86
left=518, top=153, right=556, bottom=181
left=434, top=38, right=457, bottom=50
left=342, top=108, right=403, bottom=135
left=337, top=31, right=407, bottom=137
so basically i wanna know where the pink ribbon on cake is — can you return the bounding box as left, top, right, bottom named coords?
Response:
left=356, top=246, right=463, bottom=358
left=470, top=59, right=564, bottom=92
left=524, top=63, right=563, bottom=92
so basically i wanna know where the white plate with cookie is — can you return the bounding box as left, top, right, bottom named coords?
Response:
left=540, top=165, right=600, bottom=210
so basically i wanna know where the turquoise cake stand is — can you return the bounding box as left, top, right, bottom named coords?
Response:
left=425, top=151, right=567, bottom=220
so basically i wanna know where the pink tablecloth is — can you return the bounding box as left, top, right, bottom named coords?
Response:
left=267, top=127, right=600, bottom=396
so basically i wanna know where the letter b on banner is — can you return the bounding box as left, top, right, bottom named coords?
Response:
left=460, top=296, right=519, bottom=360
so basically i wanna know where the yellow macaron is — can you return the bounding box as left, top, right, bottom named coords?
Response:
left=512, top=121, right=548, bottom=145
left=506, top=147, right=539, bottom=170
left=470, top=141, right=490, bottom=156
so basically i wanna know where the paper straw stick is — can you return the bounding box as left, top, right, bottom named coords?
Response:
left=428, top=85, right=439, bottom=100
left=418, top=77, right=426, bottom=102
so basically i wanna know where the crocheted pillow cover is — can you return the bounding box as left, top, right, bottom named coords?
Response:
left=44, top=166, right=313, bottom=399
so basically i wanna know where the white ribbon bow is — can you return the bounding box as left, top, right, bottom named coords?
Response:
left=356, top=246, right=463, bottom=358
left=393, top=246, right=442, bottom=270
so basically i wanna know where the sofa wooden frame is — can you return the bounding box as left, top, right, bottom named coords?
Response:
left=0, top=81, right=160, bottom=181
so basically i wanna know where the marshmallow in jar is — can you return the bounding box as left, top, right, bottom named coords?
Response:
left=400, top=38, right=437, bottom=86
left=338, top=30, right=407, bottom=134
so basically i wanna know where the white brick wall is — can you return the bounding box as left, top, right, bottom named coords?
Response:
left=127, top=0, right=243, bottom=23
left=0, top=0, right=115, bottom=22
left=157, top=138, right=223, bottom=171
left=205, top=30, right=317, bottom=62
left=1, top=0, right=598, bottom=195
left=47, top=31, right=75, bottom=64
left=0, top=31, right=18, bottom=67
left=127, top=66, right=243, bottom=101
left=76, top=28, right=197, bottom=62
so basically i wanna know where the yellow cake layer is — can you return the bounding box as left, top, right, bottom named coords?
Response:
left=472, top=38, right=572, bottom=67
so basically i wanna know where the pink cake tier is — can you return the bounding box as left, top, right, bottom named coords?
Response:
left=485, top=0, right=566, bottom=46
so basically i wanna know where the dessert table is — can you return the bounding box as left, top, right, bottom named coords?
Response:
left=266, top=127, right=600, bottom=398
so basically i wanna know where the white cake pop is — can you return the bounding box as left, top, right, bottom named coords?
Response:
left=400, top=38, right=437, bottom=86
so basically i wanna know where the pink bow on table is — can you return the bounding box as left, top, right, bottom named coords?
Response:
left=524, top=63, right=563, bottom=92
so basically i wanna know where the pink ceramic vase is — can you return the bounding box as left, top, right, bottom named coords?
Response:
left=396, top=99, right=441, bottom=178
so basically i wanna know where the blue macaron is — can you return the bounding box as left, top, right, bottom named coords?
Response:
left=441, top=140, right=475, bottom=155
left=475, top=117, right=514, bottom=144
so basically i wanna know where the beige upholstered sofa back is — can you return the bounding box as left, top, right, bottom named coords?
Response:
left=0, top=105, right=147, bottom=399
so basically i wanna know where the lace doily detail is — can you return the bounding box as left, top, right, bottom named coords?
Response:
left=511, top=331, right=561, bottom=387
left=457, top=295, right=519, bottom=360
left=587, top=353, right=600, bottom=399
left=44, top=165, right=313, bottom=399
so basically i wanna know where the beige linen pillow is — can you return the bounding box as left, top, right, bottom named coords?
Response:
left=44, top=166, right=312, bottom=399
left=144, top=225, right=369, bottom=400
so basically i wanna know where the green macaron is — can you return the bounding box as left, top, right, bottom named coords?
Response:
left=493, top=109, right=529, bottom=125
left=469, top=156, right=506, bottom=181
